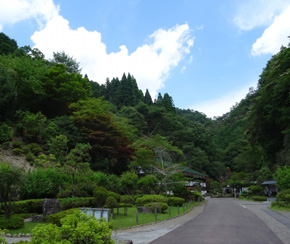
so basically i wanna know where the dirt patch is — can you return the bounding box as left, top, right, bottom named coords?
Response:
left=0, top=148, right=33, bottom=171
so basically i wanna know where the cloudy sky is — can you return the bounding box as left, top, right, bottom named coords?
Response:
left=1, top=0, right=290, bottom=118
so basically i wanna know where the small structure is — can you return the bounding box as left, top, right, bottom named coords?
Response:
left=80, top=208, right=110, bottom=221
left=262, top=180, right=278, bottom=197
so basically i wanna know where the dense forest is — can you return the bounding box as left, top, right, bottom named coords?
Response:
left=0, top=32, right=290, bottom=197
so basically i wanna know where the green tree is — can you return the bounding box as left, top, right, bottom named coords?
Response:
left=0, top=163, right=23, bottom=218
left=0, top=33, right=18, bottom=55
left=144, top=89, right=153, bottom=105
left=48, top=134, right=68, bottom=163
left=275, top=166, right=290, bottom=190
left=120, top=171, right=138, bottom=195
left=137, top=175, right=158, bottom=194
left=51, top=51, right=81, bottom=74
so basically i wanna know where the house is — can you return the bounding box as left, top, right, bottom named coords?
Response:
left=181, top=167, right=208, bottom=195
left=262, top=180, right=278, bottom=197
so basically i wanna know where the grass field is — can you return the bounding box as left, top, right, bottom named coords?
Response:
left=6, top=201, right=203, bottom=234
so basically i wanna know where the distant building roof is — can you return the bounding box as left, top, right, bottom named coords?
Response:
left=261, top=180, right=277, bottom=185
left=181, top=167, right=208, bottom=177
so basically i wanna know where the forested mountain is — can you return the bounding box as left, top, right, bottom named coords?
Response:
left=0, top=32, right=289, bottom=187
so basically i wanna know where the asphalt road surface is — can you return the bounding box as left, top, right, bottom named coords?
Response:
left=150, top=198, right=282, bottom=244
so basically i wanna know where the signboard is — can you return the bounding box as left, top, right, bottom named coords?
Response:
left=80, top=208, right=110, bottom=221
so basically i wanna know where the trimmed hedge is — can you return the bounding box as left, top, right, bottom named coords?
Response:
left=0, top=199, right=43, bottom=214
left=0, top=215, right=24, bottom=229
left=276, top=189, right=290, bottom=203
left=120, top=195, right=134, bottom=205
left=59, top=197, right=94, bottom=210
left=167, top=197, right=185, bottom=206
left=191, top=192, right=203, bottom=201
left=45, top=208, right=80, bottom=227
left=144, top=202, right=168, bottom=213
left=252, top=196, right=267, bottom=201
left=135, top=195, right=167, bottom=206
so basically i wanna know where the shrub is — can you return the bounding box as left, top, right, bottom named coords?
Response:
left=45, top=208, right=80, bottom=227
left=0, top=228, right=7, bottom=244
left=167, top=197, right=185, bottom=206
left=1, top=199, right=43, bottom=214
left=135, top=195, right=167, bottom=206
left=59, top=197, right=94, bottom=210
left=93, top=187, right=108, bottom=207
left=0, top=215, right=24, bottom=229
left=118, top=203, right=133, bottom=208
left=276, top=189, right=290, bottom=203
left=120, top=195, right=134, bottom=205
left=11, top=148, right=24, bottom=155
left=240, top=191, right=248, bottom=198
left=144, top=202, right=168, bottom=213
left=105, top=196, right=118, bottom=211
left=191, top=192, right=203, bottom=201
left=107, top=191, right=120, bottom=202
left=0, top=123, right=13, bottom=143
left=32, top=212, right=113, bottom=244
left=12, top=140, right=23, bottom=148
left=252, top=196, right=267, bottom=201
left=26, top=143, right=43, bottom=155
left=248, top=185, right=264, bottom=196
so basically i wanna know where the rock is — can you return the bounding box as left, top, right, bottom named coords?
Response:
left=25, top=233, right=31, bottom=237
left=42, top=198, right=60, bottom=217
left=5, top=233, right=11, bottom=237
left=32, top=215, right=45, bottom=222
left=137, top=206, right=152, bottom=214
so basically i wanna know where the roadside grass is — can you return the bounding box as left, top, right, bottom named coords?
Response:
left=5, top=201, right=204, bottom=233
left=111, top=201, right=203, bottom=229
left=269, top=205, right=290, bottom=212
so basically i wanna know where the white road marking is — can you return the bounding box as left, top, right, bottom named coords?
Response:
left=240, top=204, right=247, bottom=209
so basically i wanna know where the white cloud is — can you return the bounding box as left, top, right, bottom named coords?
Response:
left=233, top=0, right=290, bottom=30
left=251, top=5, right=290, bottom=55
left=31, top=16, right=194, bottom=97
left=191, top=84, right=256, bottom=118
left=0, top=0, right=59, bottom=31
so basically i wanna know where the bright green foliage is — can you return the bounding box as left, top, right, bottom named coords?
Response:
left=276, top=189, right=290, bottom=203
left=167, top=197, right=185, bottom=206
left=135, top=195, right=167, bottom=206
left=120, top=171, right=138, bottom=195
left=16, top=111, right=47, bottom=142
left=60, top=198, right=94, bottom=210
left=45, top=209, right=80, bottom=227
left=0, top=163, right=23, bottom=218
left=275, top=166, right=290, bottom=190
left=172, top=184, right=191, bottom=201
left=137, top=175, right=158, bottom=194
left=48, top=134, right=68, bottom=162
left=32, top=212, right=113, bottom=243
left=0, top=228, right=7, bottom=244
left=191, top=192, right=203, bottom=201
left=20, top=168, right=70, bottom=199
left=0, top=123, right=13, bottom=143
left=120, top=195, right=134, bottom=205
left=0, top=215, right=24, bottom=229
left=106, top=174, right=121, bottom=193
left=248, top=185, right=264, bottom=196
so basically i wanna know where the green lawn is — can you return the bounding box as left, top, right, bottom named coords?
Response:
left=6, top=201, right=203, bottom=234
left=111, top=201, right=202, bottom=229
left=270, top=205, right=290, bottom=212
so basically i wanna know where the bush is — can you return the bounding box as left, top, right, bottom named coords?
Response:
left=135, top=195, right=167, bottom=206
left=1, top=199, right=44, bottom=214
left=32, top=212, right=113, bottom=244
left=144, top=202, right=168, bottom=213
left=120, top=195, right=134, bottom=205
left=107, top=191, right=120, bottom=202
left=276, top=189, right=290, bottom=203
left=11, top=148, right=24, bottom=155
left=12, top=140, right=23, bottom=148
left=105, top=196, right=118, bottom=211
left=248, top=185, right=264, bottom=196
left=0, top=123, right=13, bottom=143
left=26, top=143, right=43, bottom=155
left=167, top=197, right=185, bottom=206
left=59, top=197, right=94, bottom=210
left=252, top=196, right=267, bottom=201
left=118, top=203, right=133, bottom=208
left=0, top=215, right=24, bottom=229
left=93, top=187, right=108, bottom=207
left=191, top=192, right=203, bottom=201
left=45, top=208, right=80, bottom=227
left=240, top=191, right=248, bottom=198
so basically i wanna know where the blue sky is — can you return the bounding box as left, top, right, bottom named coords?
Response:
left=1, top=0, right=290, bottom=117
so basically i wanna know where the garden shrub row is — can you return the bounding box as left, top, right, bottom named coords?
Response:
left=0, top=215, right=24, bottom=229
left=252, top=196, right=267, bottom=201
left=144, top=202, right=168, bottom=213
left=135, top=195, right=167, bottom=206
left=45, top=208, right=80, bottom=226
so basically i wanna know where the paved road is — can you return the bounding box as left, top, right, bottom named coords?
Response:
left=150, top=198, right=282, bottom=244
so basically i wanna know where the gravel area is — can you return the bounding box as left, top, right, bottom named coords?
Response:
left=234, top=199, right=290, bottom=244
